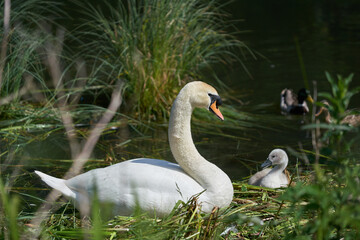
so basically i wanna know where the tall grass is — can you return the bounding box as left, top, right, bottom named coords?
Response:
left=0, top=0, right=133, bottom=141
left=79, top=0, right=251, bottom=121
left=0, top=0, right=63, bottom=99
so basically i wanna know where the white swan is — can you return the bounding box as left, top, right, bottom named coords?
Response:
left=248, top=149, right=290, bottom=188
left=35, top=81, right=233, bottom=217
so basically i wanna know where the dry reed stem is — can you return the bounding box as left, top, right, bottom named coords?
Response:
left=69, top=59, right=87, bottom=107
left=0, top=76, right=35, bottom=106
left=311, top=81, right=320, bottom=164
left=44, top=27, right=82, bottom=159
left=0, top=0, right=11, bottom=89
left=298, top=142, right=310, bottom=165
left=65, top=83, right=123, bottom=178
left=27, top=28, right=124, bottom=238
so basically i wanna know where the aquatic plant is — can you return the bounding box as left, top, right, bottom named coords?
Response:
left=79, top=0, right=251, bottom=121
left=281, top=72, right=360, bottom=239
left=303, top=72, right=360, bottom=158
left=318, top=72, right=360, bottom=125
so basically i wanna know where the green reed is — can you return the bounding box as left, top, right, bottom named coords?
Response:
left=78, top=0, right=251, bottom=121
left=0, top=179, right=20, bottom=240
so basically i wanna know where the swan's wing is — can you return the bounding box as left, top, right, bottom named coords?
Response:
left=248, top=168, right=271, bottom=186
left=280, top=171, right=290, bottom=187
left=259, top=172, right=290, bottom=188
left=65, top=158, right=204, bottom=215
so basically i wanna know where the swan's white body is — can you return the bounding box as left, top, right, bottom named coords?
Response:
left=35, top=81, right=233, bottom=216
left=248, top=149, right=289, bottom=188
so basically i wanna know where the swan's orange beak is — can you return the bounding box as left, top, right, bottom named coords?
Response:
left=210, top=101, right=224, bottom=121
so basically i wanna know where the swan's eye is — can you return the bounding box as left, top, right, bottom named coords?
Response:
left=208, top=93, right=224, bottom=121
left=208, top=93, right=222, bottom=108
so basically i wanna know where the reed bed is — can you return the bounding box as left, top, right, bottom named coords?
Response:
left=78, top=0, right=252, bottom=121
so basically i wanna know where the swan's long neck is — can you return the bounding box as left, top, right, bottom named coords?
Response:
left=168, top=88, right=233, bottom=204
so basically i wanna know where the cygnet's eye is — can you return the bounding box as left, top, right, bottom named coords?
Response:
left=271, top=155, right=275, bottom=159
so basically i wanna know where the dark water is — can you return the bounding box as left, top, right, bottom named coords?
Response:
left=219, top=0, right=360, bottom=178
left=226, top=0, right=360, bottom=100
left=4, top=1, right=360, bottom=200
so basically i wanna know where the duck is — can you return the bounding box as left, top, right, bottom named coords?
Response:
left=280, top=88, right=314, bottom=115
left=248, top=149, right=290, bottom=188
left=35, top=81, right=234, bottom=217
left=315, top=100, right=360, bottom=127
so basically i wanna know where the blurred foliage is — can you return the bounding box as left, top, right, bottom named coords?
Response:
left=0, top=179, right=20, bottom=240
left=319, top=72, right=360, bottom=121
left=282, top=72, right=360, bottom=239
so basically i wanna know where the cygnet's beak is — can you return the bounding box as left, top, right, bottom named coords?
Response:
left=209, top=101, right=224, bottom=121
left=261, top=158, right=273, bottom=169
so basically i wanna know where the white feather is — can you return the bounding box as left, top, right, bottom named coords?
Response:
left=34, top=170, right=76, bottom=198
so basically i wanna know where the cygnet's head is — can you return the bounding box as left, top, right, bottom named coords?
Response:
left=182, top=81, right=224, bottom=120
left=261, top=149, right=288, bottom=169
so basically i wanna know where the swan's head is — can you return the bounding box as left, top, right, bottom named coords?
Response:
left=185, top=81, right=224, bottom=120
left=261, top=149, right=288, bottom=169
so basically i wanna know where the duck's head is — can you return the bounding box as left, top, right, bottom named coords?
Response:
left=315, top=100, right=330, bottom=117
left=315, top=100, right=332, bottom=123
left=261, top=149, right=288, bottom=169
left=185, top=81, right=224, bottom=120
left=297, top=88, right=313, bottom=104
